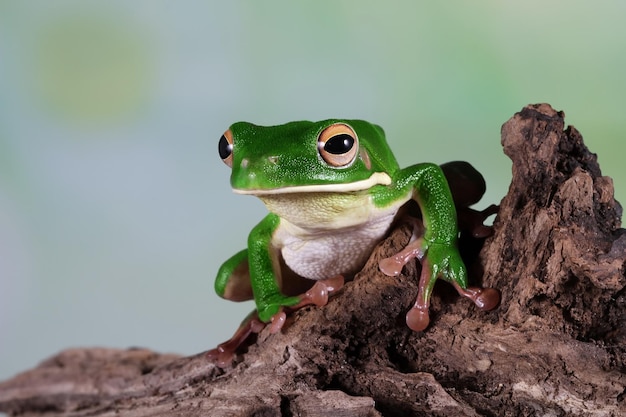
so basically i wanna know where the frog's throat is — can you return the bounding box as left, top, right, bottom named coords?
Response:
left=233, top=172, right=392, bottom=195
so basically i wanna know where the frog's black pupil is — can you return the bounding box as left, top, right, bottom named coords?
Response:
left=324, top=134, right=354, bottom=155
left=219, top=135, right=232, bottom=159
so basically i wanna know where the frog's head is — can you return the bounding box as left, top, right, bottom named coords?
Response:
left=218, top=119, right=400, bottom=195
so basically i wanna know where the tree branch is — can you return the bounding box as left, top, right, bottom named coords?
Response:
left=1, top=104, right=624, bottom=416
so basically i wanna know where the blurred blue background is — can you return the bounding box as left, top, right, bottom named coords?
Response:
left=1, top=1, right=624, bottom=380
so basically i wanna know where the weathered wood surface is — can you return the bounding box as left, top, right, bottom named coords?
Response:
left=1, top=104, right=624, bottom=416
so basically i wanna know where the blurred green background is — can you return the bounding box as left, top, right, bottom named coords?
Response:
left=0, top=1, right=624, bottom=380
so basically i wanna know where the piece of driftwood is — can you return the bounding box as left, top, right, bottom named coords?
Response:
left=1, top=104, right=624, bottom=416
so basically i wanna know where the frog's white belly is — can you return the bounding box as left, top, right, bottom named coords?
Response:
left=267, top=196, right=405, bottom=280
left=259, top=189, right=410, bottom=280
left=275, top=216, right=395, bottom=279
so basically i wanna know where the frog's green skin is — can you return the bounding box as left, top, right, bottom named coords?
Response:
left=214, top=120, right=497, bottom=338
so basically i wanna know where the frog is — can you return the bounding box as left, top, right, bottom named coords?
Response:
left=208, top=119, right=500, bottom=365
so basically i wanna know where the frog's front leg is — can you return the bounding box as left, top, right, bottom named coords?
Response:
left=378, top=163, right=500, bottom=331
left=249, top=214, right=344, bottom=331
left=247, top=214, right=303, bottom=323
left=406, top=240, right=499, bottom=331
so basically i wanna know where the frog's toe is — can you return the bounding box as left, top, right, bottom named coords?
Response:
left=306, top=275, right=343, bottom=305
left=379, top=256, right=404, bottom=277
left=379, top=237, right=425, bottom=277
left=406, top=305, right=430, bottom=332
left=306, top=281, right=330, bottom=306
left=452, top=283, right=501, bottom=311
left=269, top=310, right=287, bottom=333
left=291, top=275, right=345, bottom=309
left=404, top=261, right=436, bottom=332
left=206, top=347, right=236, bottom=368
left=473, top=287, right=500, bottom=310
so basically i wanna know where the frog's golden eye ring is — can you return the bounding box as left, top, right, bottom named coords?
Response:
left=317, top=123, right=359, bottom=168
left=219, top=129, right=234, bottom=167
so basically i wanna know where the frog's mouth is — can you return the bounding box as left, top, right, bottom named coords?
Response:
left=233, top=172, right=392, bottom=195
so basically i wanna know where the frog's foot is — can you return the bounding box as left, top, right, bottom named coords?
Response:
left=451, top=282, right=500, bottom=311
left=379, top=218, right=425, bottom=277
left=206, top=312, right=266, bottom=367
left=268, top=309, right=287, bottom=334
left=405, top=266, right=501, bottom=332
left=457, top=204, right=499, bottom=239
left=268, top=275, right=345, bottom=334
left=405, top=271, right=501, bottom=332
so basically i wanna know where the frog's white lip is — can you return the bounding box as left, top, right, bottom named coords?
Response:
left=233, top=172, right=392, bottom=195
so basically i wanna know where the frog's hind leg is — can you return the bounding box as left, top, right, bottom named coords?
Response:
left=457, top=204, right=499, bottom=239
left=441, top=160, right=499, bottom=239
left=210, top=249, right=261, bottom=366
left=215, top=249, right=254, bottom=302
left=206, top=311, right=265, bottom=367
left=209, top=264, right=344, bottom=365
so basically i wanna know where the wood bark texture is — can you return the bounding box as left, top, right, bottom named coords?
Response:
left=1, top=104, right=624, bottom=416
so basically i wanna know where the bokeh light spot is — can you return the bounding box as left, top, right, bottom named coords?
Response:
left=32, top=12, right=153, bottom=126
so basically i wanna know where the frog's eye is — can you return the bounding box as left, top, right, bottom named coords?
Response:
left=219, top=129, right=234, bottom=167
left=317, top=123, right=359, bottom=168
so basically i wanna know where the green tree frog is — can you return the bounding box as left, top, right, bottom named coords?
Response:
left=208, top=119, right=499, bottom=365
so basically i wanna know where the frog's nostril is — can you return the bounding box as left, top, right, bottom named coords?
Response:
left=241, top=158, right=249, bottom=168
left=267, top=156, right=278, bottom=165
